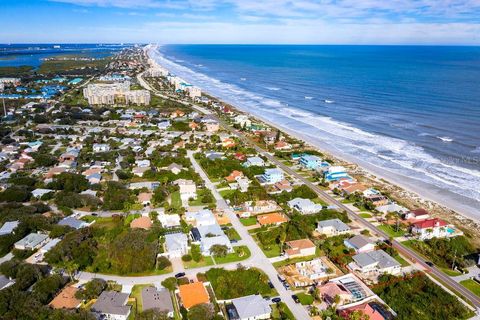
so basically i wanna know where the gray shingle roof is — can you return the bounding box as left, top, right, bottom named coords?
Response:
left=141, top=287, right=174, bottom=313
left=231, top=294, right=271, bottom=319
left=317, top=219, right=350, bottom=232
left=352, top=250, right=400, bottom=269
left=346, top=235, right=373, bottom=250
left=91, top=291, right=130, bottom=316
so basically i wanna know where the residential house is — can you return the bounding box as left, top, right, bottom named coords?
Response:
left=0, top=275, right=15, bottom=291
left=130, top=216, right=153, bottom=230
left=324, top=166, right=352, bottom=182
left=376, top=203, right=409, bottom=214
left=365, top=195, right=389, bottom=207
left=228, top=294, right=272, bottom=320
left=0, top=221, right=19, bottom=236
left=257, top=213, right=288, bottom=226
left=348, top=250, right=401, bottom=275
left=287, top=198, right=322, bottom=215
left=284, top=239, right=316, bottom=258
left=92, top=143, right=110, bottom=153
left=243, top=156, right=265, bottom=167
left=338, top=302, right=387, bottom=320
left=299, top=154, right=328, bottom=170
left=226, top=170, right=244, bottom=182
left=205, top=121, right=219, bottom=133
left=175, top=179, right=197, bottom=201
left=274, top=140, right=292, bottom=150
left=410, top=218, right=449, bottom=240
left=58, top=216, right=88, bottom=229
left=49, top=286, right=81, bottom=309
left=317, top=219, right=351, bottom=236
left=260, top=168, right=284, bottom=184
left=344, top=235, right=376, bottom=253
left=138, top=192, right=152, bottom=207
left=178, top=282, right=210, bottom=310
left=403, top=208, right=430, bottom=221
left=129, top=181, right=159, bottom=190
left=234, top=115, right=251, bottom=128
left=31, top=188, right=54, bottom=199
left=157, top=213, right=181, bottom=228
left=167, top=163, right=183, bottom=175
left=141, top=287, right=174, bottom=318
left=273, top=179, right=293, bottom=193
left=222, top=137, right=236, bottom=148
left=14, top=233, right=49, bottom=250
left=164, top=232, right=189, bottom=258
left=190, top=211, right=233, bottom=256
left=318, top=282, right=353, bottom=305
left=91, top=291, right=131, bottom=320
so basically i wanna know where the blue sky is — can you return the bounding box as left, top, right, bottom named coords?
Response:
left=1, top=0, right=480, bottom=44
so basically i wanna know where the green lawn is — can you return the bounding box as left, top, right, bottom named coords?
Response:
left=378, top=224, right=406, bottom=238
left=214, top=246, right=251, bottom=264
left=296, top=292, right=314, bottom=305
left=170, top=191, right=182, bottom=209
left=359, top=213, right=372, bottom=218
left=240, top=217, right=257, bottom=226
left=460, top=279, right=480, bottom=297
left=393, top=254, right=410, bottom=267
left=271, top=302, right=295, bottom=320
left=219, top=189, right=235, bottom=198
left=441, top=267, right=463, bottom=277
left=261, top=243, right=282, bottom=258
left=225, top=228, right=241, bottom=241
left=183, top=256, right=214, bottom=269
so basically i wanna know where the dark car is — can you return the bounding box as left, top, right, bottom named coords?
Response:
left=291, top=294, right=300, bottom=303
left=175, top=272, right=186, bottom=278
left=272, top=297, right=282, bottom=303
left=283, top=282, right=290, bottom=290
left=268, top=281, right=274, bottom=289
left=425, top=261, right=434, bottom=267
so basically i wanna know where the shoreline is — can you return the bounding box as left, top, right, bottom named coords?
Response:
left=145, top=45, right=480, bottom=240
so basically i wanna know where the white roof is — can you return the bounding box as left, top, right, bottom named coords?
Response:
left=0, top=221, right=19, bottom=235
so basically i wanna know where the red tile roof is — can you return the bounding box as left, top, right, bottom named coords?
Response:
left=413, top=218, right=447, bottom=229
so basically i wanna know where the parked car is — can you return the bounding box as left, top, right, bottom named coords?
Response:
left=272, top=297, right=282, bottom=303
left=283, top=282, right=290, bottom=290
left=277, top=274, right=286, bottom=282
left=291, top=294, right=300, bottom=303
left=175, top=272, right=186, bottom=278
left=425, top=261, right=434, bottom=267
left=268, top=281, right=274, bottom=289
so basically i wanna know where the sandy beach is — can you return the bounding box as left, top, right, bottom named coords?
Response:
left=146, top=46, right=480, bottom=243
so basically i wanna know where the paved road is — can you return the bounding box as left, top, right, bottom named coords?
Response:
left=187, top=151, right=311, bottom=319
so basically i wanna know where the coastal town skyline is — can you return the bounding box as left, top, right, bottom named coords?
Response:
left=2, top=0, right=480, bottom=45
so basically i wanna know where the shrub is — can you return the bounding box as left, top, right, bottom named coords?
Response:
left=182, top=254, right=192, bottom=262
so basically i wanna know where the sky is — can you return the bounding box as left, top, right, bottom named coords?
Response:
left=1, top=0, right=480, bottom=44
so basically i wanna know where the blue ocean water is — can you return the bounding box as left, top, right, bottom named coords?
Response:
left=0, top=44, right=128, bottom=68
left=151, top=45, right=480, bottom=217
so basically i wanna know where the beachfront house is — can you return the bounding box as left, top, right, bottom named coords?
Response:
left=299, top=154, right=328, bottom=170
left=91, top=291, right=131, bottom=320
left=410, top=218, right=450, bottom=240
left=348, top=250, right=401, bottom=276
left=287, top=197, right=323, bottom=215
left=316, top=219, right=351, bottom=236
left=324, top=166, right=352, bottom=182
left=260, top=168, right=284, bottom=184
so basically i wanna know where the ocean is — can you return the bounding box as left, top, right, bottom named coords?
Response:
left=0, top=44, right=128, bottom=68
left=150, top=45, right=480, bottom=218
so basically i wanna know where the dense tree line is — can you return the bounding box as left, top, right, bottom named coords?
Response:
left=374, top=272, right=473, bottom=320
